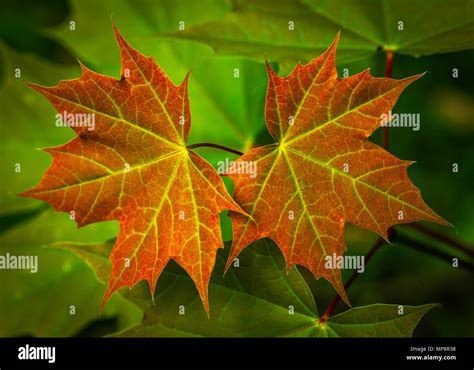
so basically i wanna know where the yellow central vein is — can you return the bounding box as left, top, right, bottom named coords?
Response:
left=53, top=150, right=113, bottom=174
left=279, top=320, right=319, bottom=337
left=287, top=147, right=434, bottom=219
left=121, top=44, right=183, bottom=144
left=268, top=71, right=284, bottom=140
left=39, top=88, right=180, bottom=149
left=282, top=48, right=333, bottom=141
left=282, top=149, right=329, bottom=264
left=83, top=178, right=106, bottom=223
left=109, top=154, right=185, bottom=291
left=188, top=155, right=223, bottom=203
left=184, top=156, right=204, bottom=293
left=285, top=81, right=409, bottom=145
left=234, top=148, right=281, bottom=245
left=87, top=74, right=126, bottom=121
left=31, top=150, right=182, bottom=194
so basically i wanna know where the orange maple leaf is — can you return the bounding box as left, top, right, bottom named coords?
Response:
left=226, top=33, right=449, bottom=305
left=20, top=25, right=243, bottom=314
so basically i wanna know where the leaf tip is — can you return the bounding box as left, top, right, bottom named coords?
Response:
left=77, top=59, right=91, bottom=78
left=26, top=82, right=47, bottom=94
left=201, top=293, right=211, bottom=318
left=339, top=289, right=351, bottom=308
left=100, top=292, right=111, bottom=312
left=223, top=253, right=235, bottom=275
left=401, top=72, right=426, bottom=86
left=325, top=31, right=341, bottom=58
left=265, top=59, right=277, bottom=77
left=112, top=21, right=128, bottom=50
left=110, top=14, right=118, bottom=33
left=148, top=280, right=157, bottom=305
left=181, top=70, right=191, bottom=88
left=434, top=215, right=454, bottom=228
left=102, top=276, right=121, bottom=310
left=17, top=189, right=31, bottom=199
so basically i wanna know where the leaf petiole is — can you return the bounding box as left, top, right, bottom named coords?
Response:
left=187, top=143, right=244, bottom=156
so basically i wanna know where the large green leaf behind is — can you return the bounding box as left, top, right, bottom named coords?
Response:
left=56, top=238, right=438, bottom=337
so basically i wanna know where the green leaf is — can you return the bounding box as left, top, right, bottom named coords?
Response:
left=165, top=0, right=474, bottom=68
left=0, top=208, right=118, bottom=244
left=0, top=208, right=140, bottom=336
left=300, top=0, right=474, bottom=56
left=0, top=244, right=142, bottom=337
left=0, top=42, right=79, bottom=213
left=54, top=238, right=317, bottom=336
left=55, top=238, right=438, bottom=337
left=320, top=304, right=440, bottom=337
left=0, top=0, right=74, bottom=64
left=0, top=204, right=47, bottom=233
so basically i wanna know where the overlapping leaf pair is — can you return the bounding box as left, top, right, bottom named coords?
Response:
left=21, top=26, right=447, bottom=314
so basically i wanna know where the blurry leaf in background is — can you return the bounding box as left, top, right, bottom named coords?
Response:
left=0, top=204, right=47, bottom=233
left=432, top=87, right=474, bottom=131
left=0, top=244, right=142, bottom=337
left=0, top=0, right=75, bottom=65
left=300, top=0, right=474, bottom=55
left=165, top=0, right=474, bottom=73
left=55, top=238, right=437, bottom=337
left=0, top=42, right=80, bottom=213
left=0, top=208, right=118, bottom=246
left=50, top=0, right=230, bottom=71
left=0, top=209, right=141, bottom=337
left=165, top=0, right=375, bottom=71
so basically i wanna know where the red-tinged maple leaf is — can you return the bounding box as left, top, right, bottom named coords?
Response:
left=20, top=25, right=244, bottom=314
left=225, top=33, right=450, bottom=305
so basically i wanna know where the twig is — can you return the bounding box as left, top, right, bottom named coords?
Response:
left=320, top=236, right=387, bottom=322
left=382, top=49, right=394, bottom=150
left=320, top=230, right=474, bottom=322
left=407, top=223, right=474, bottom=258
left=395, top=232, right=474, bottom=272
left=187, top=142, right=244, bottom=156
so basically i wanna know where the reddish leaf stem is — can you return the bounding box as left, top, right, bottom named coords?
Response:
left=187, top=143, right=244, bottom=156
left=319, top=223, right=473, bottom=322
left=382, top=49, right=394, bottom=150
left=320, top=236, right=387, bottom=322
left=395, top=232, right=474, bottom=272
left=407, top=223, right=474, bottom=258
